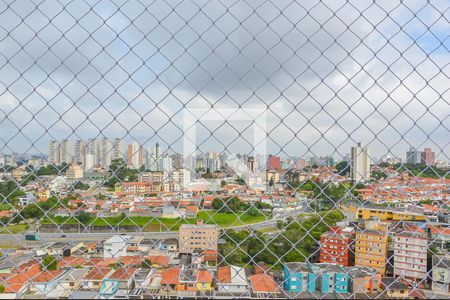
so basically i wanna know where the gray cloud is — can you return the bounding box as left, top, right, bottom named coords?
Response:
left=0, top=0, right=449, bottom=161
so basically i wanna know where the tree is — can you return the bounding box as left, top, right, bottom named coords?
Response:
left=41, top=255, right=58, bottom=271
left=268, top=177, right=274, bottom=186
left=75, top=211, right=92, bottom=225
left=335, top=161, right=350, bottom=176
left=0, top=285, right=4, bottom=293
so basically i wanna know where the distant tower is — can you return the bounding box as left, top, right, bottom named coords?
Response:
left=48, top=140, right=61, bottom=165
left=59, top=139, right=72, bottom=165
left=350, top=143, right=371, bottom=182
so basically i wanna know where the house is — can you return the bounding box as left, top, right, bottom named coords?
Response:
left=82, top=268, right=113, bottom=290
left=29, top=270, right=66, bottom=296
left=103, top=235, right=132, bottom=258
left=148, top=255, right=170, bottom=268
left=185, top=205, right=199, bottom=218
left=249, top=273, right=280, bottom=297
left=177, top=267, right=213, bottom=292
left=161, top=267, right=181, bottom=290
left=106, top=267, right=138, bottom=290
left=346, top=266, right=382, bottom=294
left=380, top=277, right=409, bottom=298
left=432, top=255, right=450, bottom=294
left=18, top=193, right=37, bottom=206
left=217, top=265, right=249, bottom=294
left=283, top=262, right=349, bottom=294
left=56, top=268, right=89, bottom=291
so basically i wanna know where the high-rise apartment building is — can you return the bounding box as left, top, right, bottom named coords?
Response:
left=48, top=140, right=61, bottom=165
left=350, top=143, right=371, bottom=182
left=85, top=138, right=100, bottom=171
left=159, top=156, right=173, bottom=172
left=205, top=151, right=221, bottom=173
left=127, top=142, right=143, bottom=169
left=111, top=138, right=125, bottom=161
left=406, top=147, right=422, bottom=164
left=421, top=148, right=436, bottom=166
left=355, top=225, right=388, bottom=274
left=59, top=139, right=72, bottom=165
left=74, top=140, right=86, bottom=165
left=179, top=222, right=218, bottom=254
left=394, top=231, right=428, bottom=282
left=100, top=137, right=113, bottom=169
left=146, top=142, right=160, bottom=171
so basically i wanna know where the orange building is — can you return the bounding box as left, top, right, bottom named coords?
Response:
left=355, top=227, right=388, bottom=274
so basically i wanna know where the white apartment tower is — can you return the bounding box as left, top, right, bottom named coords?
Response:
left=59, top=139, right=72, bottom=165
left=350, top=142, right=370, bottom=182
left=112, top=138, right=125, bottom=161
left=74, top=140, right=86, bottom=165
left=100, top=137, right=113, bottom=169
left=48, top=140, right=61, bottom=165
left=85, top=138, right=100, bottom=171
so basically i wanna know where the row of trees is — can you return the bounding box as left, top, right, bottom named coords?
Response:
left=211, top=196, right=271, bottom=215
left=219, top=209, right=345, bottom=268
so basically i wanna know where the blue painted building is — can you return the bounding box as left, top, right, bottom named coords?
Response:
left=284, top=262, right=349, bottom=294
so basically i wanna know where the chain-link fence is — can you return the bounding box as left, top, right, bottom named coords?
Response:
left=0, top=0, right=449, bottom=298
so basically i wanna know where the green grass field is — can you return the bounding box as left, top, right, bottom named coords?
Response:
left=0, top=224, right=29, bottom=234
left=40, top=211, right=268, bottom=232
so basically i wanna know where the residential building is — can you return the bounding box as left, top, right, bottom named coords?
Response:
left=82, top=269, right=113, bottom=290
left=178, top=222, right=218, bottom=253
left=59, top=139, right=72, bottom=164
left=85, top=138, right=100, bottom=170
left=73, top=140, right=86, bottom=165
left=355, top=225, right=388, bottom=274
left=205, top=151, right=221, bottom=173
left=267, top=155, right=282, bottom=171
left=283, top=262, right=349, bottom=294
left=146, top=142, right=160, bottom=171
left=128, top=142, right=143, bottom=169
left=111, top=138, right=125, bottom=161
left=103, top=235, right=132, bottom=258
left=432, top=255, right=450, bottom=294
left=393, top=231, right=428, bottom=283
left=346, top=266, right=382, bottom=294
left=406, top=147, right=421, bottom=165
left=159, top=156, right=173, bottom=172
left=319, top=226, right=354, bottom=266
left=100, top=137, right=113, bottom=168
left=48, top=141, right=60, bottom=165
left=421, top=147, right=436, bottom=166
left=217, top=265, right=249, bottom=294
left=350, top=142, right=370, bottom=182
left=357, top=207, right=427, bottom=222
left=249, top=273, right=280, bottom=297
left=65, top=163, right=84, bottom=179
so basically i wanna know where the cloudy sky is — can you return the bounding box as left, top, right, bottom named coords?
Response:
left=0, top=0, right=448, bottom=161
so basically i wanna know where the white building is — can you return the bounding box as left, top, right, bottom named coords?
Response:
left=394, top=232, right=428, bottom=282
left=86, top=138, right=100, bottom=167
left=217, top=265, right=249, bottom=294
left=48, top=141, right=61, bottom=165
left=100, top=137, right=113, bottom=169
left=350, top=143, right=370, bottom=182
left=146, top=143, right=160, bottom=171
left=159, top=156, right=173, bottom=172
left=112, top=138, right=125, bottom=161
left=205, top=151, right=221, bottom=173
left=74, top=140, right=86, bottom=165
left=432, top=255, right=450, bottom=294
left=59, top=139, right=72, bottom=165
left=103, top=235, right=132, bottom=258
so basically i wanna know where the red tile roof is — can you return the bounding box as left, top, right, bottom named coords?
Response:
left=197, top=270, right=213, bottom=283
left=161, top=267, right=180, bottom=285
left=217, top=266, right=231, bottom=283
left=108, top=267, right=137, bottom=281
left=249, top=274, right=279, bottom=293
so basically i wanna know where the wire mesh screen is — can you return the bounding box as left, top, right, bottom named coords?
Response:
left=0, top=0, right=449, bottom=298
